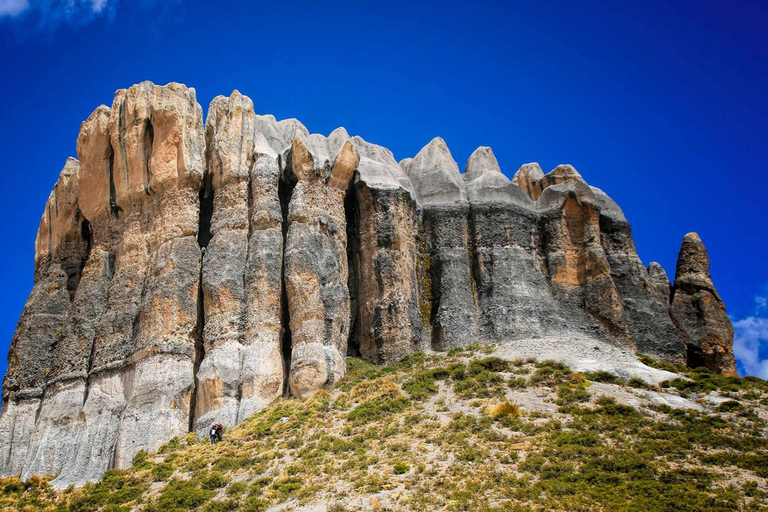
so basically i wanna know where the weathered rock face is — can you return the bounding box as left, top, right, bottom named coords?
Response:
left=0, top=81, right=735, bottom=486
left=348, top=135, right=422, bottom=364
left=402, top=138, right=479, bottom=350
left=592, top=188, right=687, bottom=362
left=670, top=233, right=737, bottom=375
left=282, top=135, right=359, bottom=398
left=193, top=91, right=285, bottom=435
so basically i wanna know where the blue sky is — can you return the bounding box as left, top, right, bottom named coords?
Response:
left=1, top=0, right=766, bottom=381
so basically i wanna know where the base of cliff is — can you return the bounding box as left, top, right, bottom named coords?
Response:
left=1, top=341, right=766, bottom=511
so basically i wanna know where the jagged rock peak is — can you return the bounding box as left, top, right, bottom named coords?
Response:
left=670, top=233, right=736, bottom=375
left=351, top=135, right=414, bottom=194
left=590, top=186, right=628, bottom=224
left=544, top=164, right=585, bottom=187
left=401, top=137, right=466, bottom=206
left=512, top=162, right=544, bottom=200
left=464, top=146, right=502, bottom=182
left=647, top=262, right=671, bottom=289
left=674, top=233, right=714, bottom=289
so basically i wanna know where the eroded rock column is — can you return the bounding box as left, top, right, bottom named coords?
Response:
left=537, top=176, right=633, bottom=348
left=402, top=138, right=479, bottom=350
left=0, top=157, right=87, bottom=477
left=593, top=187, right=686, bottom=363
left=670, top=233, right=736, bottom=375
left=348, top=136, right=422, bottom=363
left=284, top=136, right=359, bottom=398
left=466, top=151, right=568, bottom=341
left=193, top=91, right=285, bottom=434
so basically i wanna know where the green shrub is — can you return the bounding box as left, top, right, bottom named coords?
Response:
left=272, top=477, right=303, bottom=499
left=226, top=481, right=248, bottom=497
left=131, top=450, right=149, bottom=469
left=203, top=499, right=240, bottom=512
left=148, top=479, right=215, bottom=511
left=151, top=462, right=174, bottom=481
left=402, top=368, right=449, bottom=400
left=529, top=361, right=572, bottom=387
left=508, top=376, right=528, bottom=389
left=201, top=472, right=229, bottom=490
left=242, top=496, right=270, bottom=512
left=469, top=357, right=509, bottom=372
left=716, top=400, right=743, bottom=412
left=585, top=370, right=622, bottom=385
left=393, top=462, right=410, bottom=474
left=347, top=396, right=411, bottom=423
left=627, top=377, right=653, bottom=390
left=556, top=384, right=590, bottom=406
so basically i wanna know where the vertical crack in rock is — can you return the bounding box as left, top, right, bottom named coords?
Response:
left=64, top=216, right=93, bottom=301
left=344, top=178, right=361, bottom=357
left=417, top=223, right=436, bottom=333
left=466, top=211, right=480, bottom=310
left=191, top=173, right=214, bottom=430
left=141, top=119, right=154, bottom=195
left=197, top=172, right=214, bottom=248
left=107, top=142, right=122, bottom=216
left=189, top=260, right=205, bottom=432
left=278, top=175, right=294, bottom=396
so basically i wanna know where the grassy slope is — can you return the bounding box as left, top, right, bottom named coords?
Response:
left=2, top=345, right=768, bottom=512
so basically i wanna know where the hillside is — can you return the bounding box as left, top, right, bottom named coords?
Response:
left=2, top=344, right=766, bottom=512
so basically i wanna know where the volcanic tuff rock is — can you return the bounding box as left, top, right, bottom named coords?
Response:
left=0, top=81, right=736, bottom=486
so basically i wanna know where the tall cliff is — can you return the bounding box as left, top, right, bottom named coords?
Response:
left=0, top=82, right=736, bottom=486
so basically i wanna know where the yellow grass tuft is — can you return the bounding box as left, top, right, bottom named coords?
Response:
left=487, top=401, right=521, bottom=419
left=349, top=376, right=402, bottom=402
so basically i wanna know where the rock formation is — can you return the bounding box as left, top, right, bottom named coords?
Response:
left=0, top=81, right=736, bottom=486
left=670, top=233, right=737, bottom=376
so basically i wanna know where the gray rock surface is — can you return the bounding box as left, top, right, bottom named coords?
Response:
left=592, top=186, right=686, bottom=362
left=465, top=150, right=568, bottom=341
left=403, top=138, right=479, bottom=350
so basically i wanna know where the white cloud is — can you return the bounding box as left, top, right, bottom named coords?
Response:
left=91, top=0, right=106, bottom=13
left=0, top=0, right=30, bottom=17
left=733, top=316, right=768, bottom=379
left=0, top=0, right=115, bottom=26
left=756, top=295, right=767, bottom=315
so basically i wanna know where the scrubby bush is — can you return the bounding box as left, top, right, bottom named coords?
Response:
left=585, top=370, right=622, bottom=385
left=146, top=479, right=215, bottom=511
left=487, top=401, right=521, bottom=419
left=393, top=462, right=410, bottom=474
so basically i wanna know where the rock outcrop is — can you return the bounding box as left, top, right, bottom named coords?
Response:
left=0, top=81, right=736, bottom=486
left=670, top=233, right=737, bottom=375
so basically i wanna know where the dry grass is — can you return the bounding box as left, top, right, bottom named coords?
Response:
left=487, top=401, right=521, bottom=419
left=1, top=349, right=767, bottom=512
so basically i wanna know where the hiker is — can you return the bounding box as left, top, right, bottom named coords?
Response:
left=215, top=423, right=224, bottom=442
left=210, top=425, right=217, bottom=445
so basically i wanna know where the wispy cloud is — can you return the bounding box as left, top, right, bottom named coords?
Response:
left=1, top=0, right=184, bottom=37
left=0, top=0, right=30, bottom=17
left=733, top=292, right=768, bottom=379
left=734, top=316, right=768, bottom=379
left=0, top=0, right=117, bottom=30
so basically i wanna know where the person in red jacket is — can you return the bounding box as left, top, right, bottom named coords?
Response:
left=215, top=423, right=224, bottom=442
